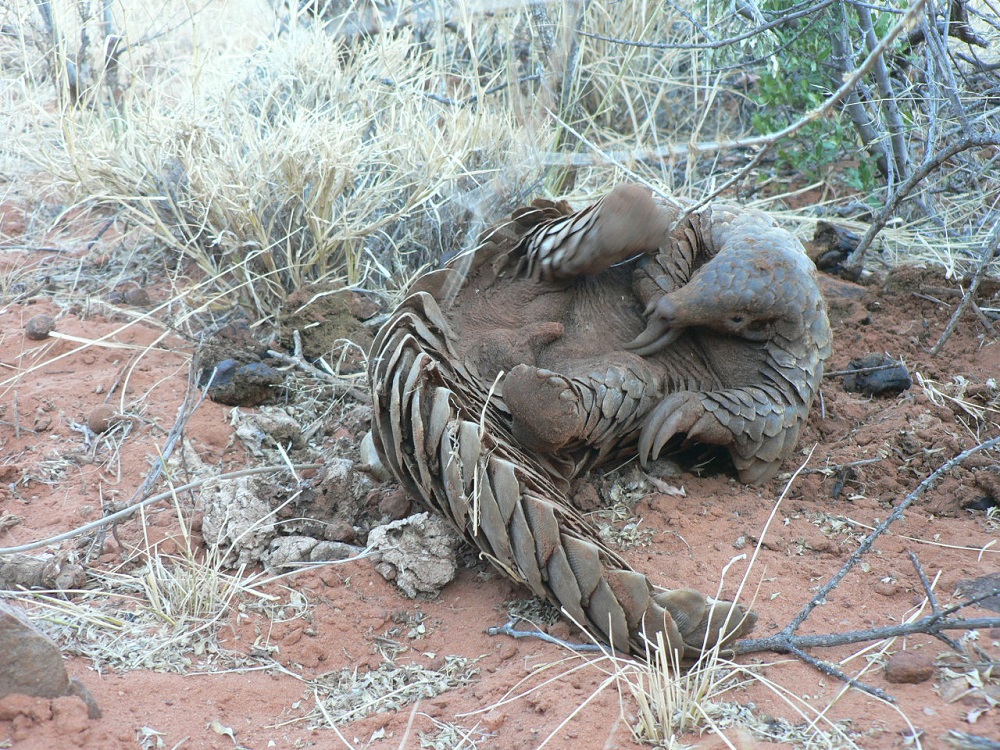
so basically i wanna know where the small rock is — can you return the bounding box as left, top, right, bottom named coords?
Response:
left=202, top=359, right=282, bottom=406
left=24, top=314, right=55, bottom=340
left=86, top=404, right=119, bottom=434
left=322, top=519, right=357, bottom=543
left=266, top=536, right=319, bottom=570
left=378, top=487, right=411, bottom=520
left=843, top=353, right=912, bottom=396
left=884, top=651, right=934, bottom=684
left=955, top=573, right=1000, bottom=613
left=569, top=481, right=601, bottom=513
left=874, top=580, right=898, bottom=597
left=0, top=602, right=101, bottom=718
left=123, top=288, right=151, bottom=306
left=241, top=407, right=304, bottom=449
left=480, top=711, right=506, bottom=732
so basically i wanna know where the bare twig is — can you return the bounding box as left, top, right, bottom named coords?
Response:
left=908, top=551, right=964, bottom=649
left=736, top=436, right=1000, bottom=686
left=930, top=216, right=1000, bottom=355
left=831, top=3, right=889, bottom=178
left=824, top=362, right=905, bottom=378
left=487, top=617, right=609, bottom=653
left=737, top=614, right=1000, bottom=655
left=856, top=0, right=909, bottom=184
left=844, top=134, right=1000, bottom=268
left=675, top=0, right=927, bottom=222
left=786, top=642, right=892, bottom=701
left=579, top=0, right=836, bottom=51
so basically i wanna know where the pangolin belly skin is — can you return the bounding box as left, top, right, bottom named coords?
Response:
left=368, top=184, right=831, bottom=659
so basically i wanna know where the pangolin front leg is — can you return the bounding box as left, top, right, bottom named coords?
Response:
left=520, top=183, right=678, bottom=281
left=628, top=210, right=832, bottom=484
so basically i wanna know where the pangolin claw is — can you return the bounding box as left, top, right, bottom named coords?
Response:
left=625, top=317, right=681, bottom=355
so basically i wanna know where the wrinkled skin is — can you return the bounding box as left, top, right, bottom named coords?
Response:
left=368, top=184, right=831, bottom=660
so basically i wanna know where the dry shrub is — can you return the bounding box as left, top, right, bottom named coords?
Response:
left=16, top=0, right=754, bottom=316
left=52, top=26, right=542, bottom=312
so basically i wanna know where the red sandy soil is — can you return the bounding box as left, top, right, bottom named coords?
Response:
left=1, top=195, right=999, bottom=750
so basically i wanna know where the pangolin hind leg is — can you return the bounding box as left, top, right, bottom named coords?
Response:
left=502, top=354, right=661, bottom=462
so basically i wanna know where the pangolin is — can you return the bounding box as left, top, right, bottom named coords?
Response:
left=368, top=184, right=831, bottom=659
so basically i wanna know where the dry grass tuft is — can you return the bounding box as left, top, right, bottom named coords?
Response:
left=308, top=655, right=479, bottom=727
left=10, top=0, right=760, bottom=317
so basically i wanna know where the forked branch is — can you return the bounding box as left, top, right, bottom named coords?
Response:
left=735, top=435, right=1000, bottom=697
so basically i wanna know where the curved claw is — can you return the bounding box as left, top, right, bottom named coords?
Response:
left=625, top=318, right=681, bottom=356
left=637, top=393, right=701, bottom=466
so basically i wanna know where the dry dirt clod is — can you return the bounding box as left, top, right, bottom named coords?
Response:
left=309, top=541, right=359, bottom=561
left=24, top=314, right=55, bottom=340
left=368, top=513, right=460, bottom=598
left=86, top=404, right=119, bottom=434
left=0, top=602, right=101, bottom=719
left=884, top=650, right=935, bottom=684
left=377, top=487, right=412, bottom=520
left=0, top=553, right=86, bottom=591
left=123, top=287, right=151, bottom=306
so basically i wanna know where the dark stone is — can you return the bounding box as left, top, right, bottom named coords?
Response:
left=24, top=314, right=55, bottom=340
left=955, top=573, right=1000, bottom=613
left=202, top=359, right=283, bottom=406
left=808, top=221, right=864, bottom=281
left=843, top=353, right=912, bottom=396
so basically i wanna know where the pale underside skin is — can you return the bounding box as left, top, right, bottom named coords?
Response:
left=368, top=184, right=831, bottom=660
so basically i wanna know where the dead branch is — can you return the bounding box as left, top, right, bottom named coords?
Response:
left=830, top=5, right=889, bottom=179
left=579, top=0, right=836, bottom=51
left=905, top=0, right=989, bottom=48
left=856, top=1, right=909, bottom=184
left=930, top=216, right=1000, bottom=355
left=735, top=435, right=1000, bottom=696
left=675, top=0, right=927, bottom=221
left=844, top=134, right=1000, bottom=269
left=738, top=614, right=1000, bottom=660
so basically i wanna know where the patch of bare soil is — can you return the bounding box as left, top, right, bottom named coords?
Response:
left=2, top=202, right=999, bottom=749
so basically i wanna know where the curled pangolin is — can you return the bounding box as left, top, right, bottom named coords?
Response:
left=368, top=184, right=832, bottom=659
